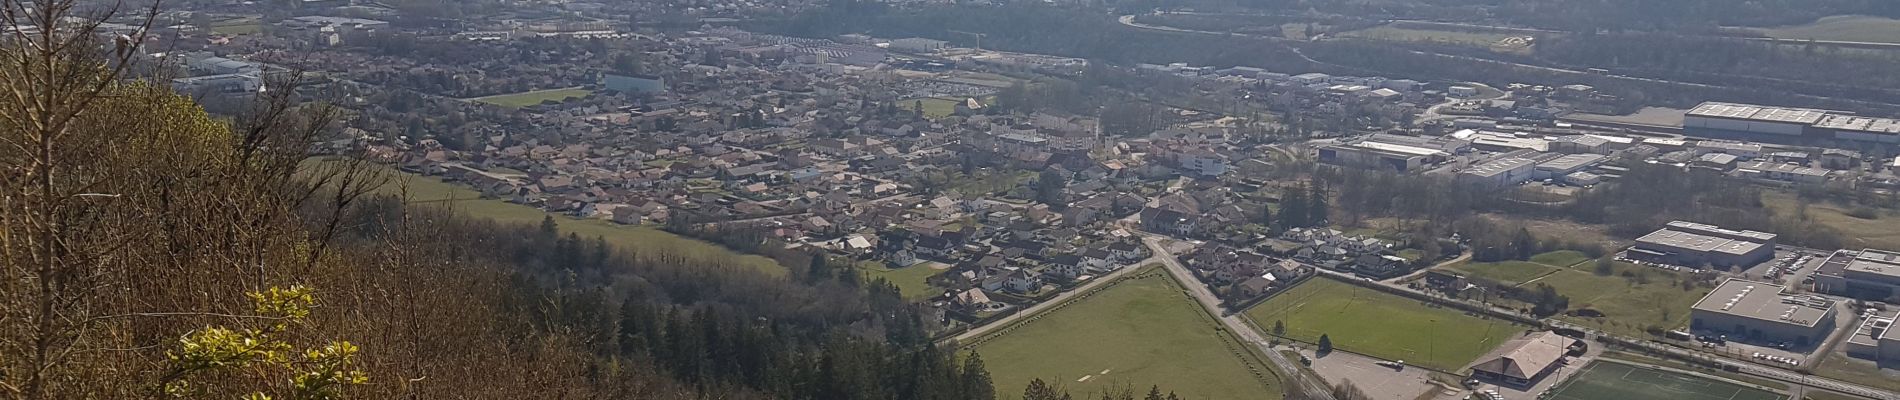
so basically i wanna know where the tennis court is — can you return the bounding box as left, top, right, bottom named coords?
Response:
left=1547, top=361, right=1786, bottom=400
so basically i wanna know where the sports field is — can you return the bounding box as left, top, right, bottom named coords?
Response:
left=1244, top=277, right=1528, bottom=372
left=1548, top=361, right=1786, bottom=400
left=471, top=88, right=593, bottom=108
left=971, top=273, right=1281, bottom=400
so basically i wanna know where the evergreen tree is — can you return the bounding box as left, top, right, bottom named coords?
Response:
left=962, top=352, right=996, bottom=400
left=1308, top=180, right=1329, bottom=226
left=1279, top=187, right=1308, bottom=231
left=1317, top=334, right=1333, bottom=354
left=1036, top=169, right=1068, bottom=209
left=1145, top=386, right=1165, bottom=400
left=1272, top=320, right=1285, bottom=336
left=1025, top=379, right=1063, bottom=400
left=807, top=252, right=833, bottom=283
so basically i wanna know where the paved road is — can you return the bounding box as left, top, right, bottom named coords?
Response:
left=1139, top=234, right=1339, bottom=400
left=946, top=252, right=1161, bottom=344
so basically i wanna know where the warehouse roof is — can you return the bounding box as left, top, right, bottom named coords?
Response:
left=1537, top=154, right=1605, bottom=171
left=1462, top=157, right=1538, bottom=178
left=1688, top=102, right=1828, bottom=125
left=1691, top=279, right=1831, bottom=328
left=1638, top=229, right=1765, bottom=256
left=1814, top=115, right=1900, bottom=135
left=1844, top=249, right=1900, bottom=280
left=1736, top=161, right=1830, bottom=178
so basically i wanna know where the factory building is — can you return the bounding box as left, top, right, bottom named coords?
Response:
left=1684, top=102, right=1828, bottom=137
left=1316, top=134, right=1466, bottom=172
left=1813, top=248, right=1900, bottom=300
left=1683, top=101, right=1900, bottom=144
left=1690, top=279, right=1836, bottom=346
left=1814, top=115, right=1900, bottom=144
left=1458, top=156, right=1539, bottom=188
left=1627, top=221, right=1776, bottom=268
left=1733, top=161, right=1831, bottom=185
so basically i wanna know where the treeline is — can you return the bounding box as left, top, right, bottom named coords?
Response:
left=1199, top=0, right=1900, bottom=33
left=1315, top=161, right=1850, bottom=253
left=1534, top=33, right=1900, bottom=104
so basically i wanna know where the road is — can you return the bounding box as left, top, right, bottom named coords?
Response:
left=1139, top=233, right=1340, bottom=400
left=946, top=251, right=1161, bottom=344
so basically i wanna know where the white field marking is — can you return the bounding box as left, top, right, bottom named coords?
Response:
left=1077, top=375, right=1094, bottom=382
left=1099, top=369, right=1111, bottom=375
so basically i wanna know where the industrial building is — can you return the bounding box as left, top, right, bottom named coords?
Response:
left=1683, top=101, right=1900, bottom=144
left=1627, top=221, right=1776, bottom=268
left=1690, top=279, right=1837, bottom=346
left=1684, top=102, right=1828, bottom=137
left=1533, top=154, right=1606, bottom=180
left=1733, top=161, right=1831, bottom=185
left=1458, top=156, right=1539, bottom=187
left=1845, top=310, right=1900, bottom=364
left=1813, top=248, right=1900, bottom=300
left=1316, top=134, right=1467, bottom=172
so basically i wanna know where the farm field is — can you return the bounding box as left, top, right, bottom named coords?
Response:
left=210, top=17, right=262, bottom=35
left=1545, top=261, right=1709, bottom=338
left=1244, top=277, right=1529, bottom=372
left=971, top=273, right=1280, bottom=400
left=1547, top=360, right=1786, bottom=400
left=1755, top=15, right=1900, bottom=44
left=471, top=88, right=593, bottom=108
left=900, top=97, right=962, bottom=119
left=303, top=159, right=783, bottom=274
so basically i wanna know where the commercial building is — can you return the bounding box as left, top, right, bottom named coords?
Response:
left=887, top=37, right=949, bottom=53
left=1627, top=221, right=1776, bottom=268
left=1813, top=248, right=1900, bottom=300
left=1467, top=331, right=1582, bottom=387
left=1458, top=156, right=1539, bottom=187
left=1690, top=279, right=1836, bottom=346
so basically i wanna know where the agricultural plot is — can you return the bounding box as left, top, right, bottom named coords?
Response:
left=1547, top=361, right=1786, bottom=400
left=971, top=273, right=1280, bottom=400
left=1245, top=277, right=1528, bottom=372
left=1446, top=261, right=1560, bottom=285
left=471, top=88, right=593, bottom=108
left=1336, top=22, right=1542, bottom=52
left=1756, top=15, right=1900, bottom=44
left=302, top=159, right=783, bottom=275
left=859, top=261, right=947, bottom=301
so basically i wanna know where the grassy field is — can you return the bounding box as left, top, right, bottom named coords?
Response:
left=1446, top=260, right=1560, bottom=285
left=1530, top=250, right=1591, bottom=267
left=1812, top=347, right=1900, bottom=393
left=307, top=159, right=782, bottom=275
left=971, top=273, right=1281, bottom=400
left=471, top=88, right=593, bottom=108
left=1336, top=22, right=1539, bottom=52
left=859, top=261, right=945, bottom=301
left=1244, top=277, right=1529, bottom=372
left=1757, top=15, right=1900, bottom=44
left=1544, top=261, right=1709, bottom=338
left=210, top=17, right=262, bottom=35
left=900, top=96, right=992, bottom=119
left=1761, top=191, right=1900, bottom=250
left=1548, top=360, right=1786, bottom=400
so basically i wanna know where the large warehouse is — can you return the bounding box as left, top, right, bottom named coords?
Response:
left=1844, top=310, right=1900, bottom=364
left=1626, top=221, right=1777, bottom=268
left=1812, top=248, right=1900, bottom=300
left=1317, top=134, right=1468, bottom=172
left=1684, top=102, right=1828, bottom=137
left=1682, top=101, right=1900, bottom=144
left=1690, top=279, right=1837, bottom=346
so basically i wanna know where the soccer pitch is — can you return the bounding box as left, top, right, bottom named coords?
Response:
left=1547, top=361, right=1786, bottom=400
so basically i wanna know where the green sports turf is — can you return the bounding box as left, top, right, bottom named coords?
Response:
left=1244, top=277, right=1529, bottom=372
left=1548, top=361, right=1787, bottom=400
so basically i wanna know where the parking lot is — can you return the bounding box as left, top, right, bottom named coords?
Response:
left=1289, top=346, right=1446, bottom=400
